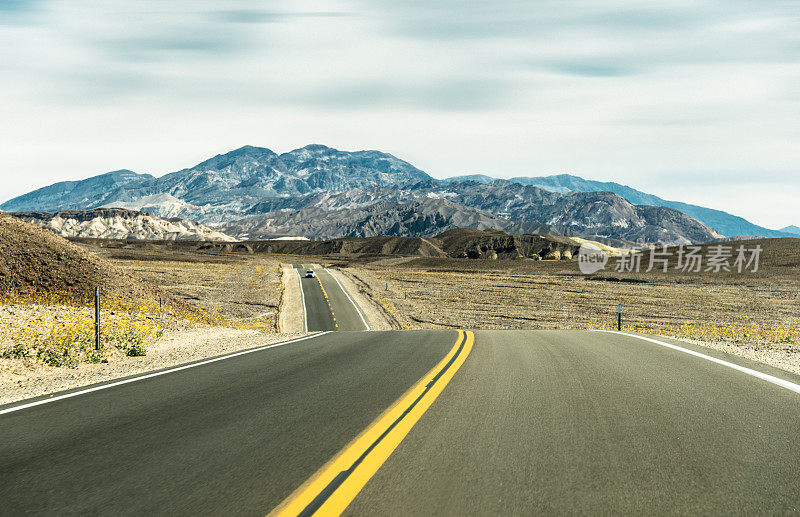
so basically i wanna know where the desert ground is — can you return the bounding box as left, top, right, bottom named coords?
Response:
left=93, top=238, right=800, bottom=375
left=338, top=248, right=800, bottom=374
left=0, top=229, right=313, bottom=404
left=2, top=235, right=799, bottom=404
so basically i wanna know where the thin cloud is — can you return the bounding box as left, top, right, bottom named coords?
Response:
left=546, top=63, right=639, bottom=78
left=0, top=0, right=797, bottom=228
left=213, top=9, right=351, bottom=24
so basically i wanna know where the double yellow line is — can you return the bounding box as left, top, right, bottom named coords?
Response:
left=270, top=330, right=474, bottom=516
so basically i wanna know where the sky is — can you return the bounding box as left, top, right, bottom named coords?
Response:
left=0, top=0, right=798, bottom=229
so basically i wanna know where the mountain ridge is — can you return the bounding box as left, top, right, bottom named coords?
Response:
left=0, top=144, right=737, bottom=245
left=446, top=173, right=791, bottom=238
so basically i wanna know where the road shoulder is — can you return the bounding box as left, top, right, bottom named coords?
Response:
left=328, top=268, right=399, bottom=330
left=278, top=264, right=305, bottom=333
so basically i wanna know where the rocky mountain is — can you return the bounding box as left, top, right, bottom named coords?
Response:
left=3, top=170, right=158, bottom=214
left=220, top=193, right=713, bottom=245
left=438, top=180, right=722, bottom=244
left=447, top=173, right=792, bottom=238
left=221, top=198, right=520, bottom=241
left=222, top=181, right=721, bottom=244
left=780, top=225, right=800, bottom=236
left=443, top=174, right=496, bottom=184
left=2, top=145, right=431, bottom=223
left=11, top=208, right=236, bottom=242
left=1, top=144, right=726, bottom=245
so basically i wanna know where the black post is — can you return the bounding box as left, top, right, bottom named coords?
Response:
left=617, top=303, right=622, bottom=331
left=95, top=286, right=101, bottom=350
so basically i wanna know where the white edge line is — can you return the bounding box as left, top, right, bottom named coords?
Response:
left=296, top=266, right=308, bottom=333
left=595, top=330, right=800, bottom=396
left=0, top=332, right=330, bottom=417
left=324, top=267, right=371, bottom=331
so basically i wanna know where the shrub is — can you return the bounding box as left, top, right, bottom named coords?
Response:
left=36, top=312, right=94, bottom=368
left=0, top=296, right=169, bottom=367
left=1, top=343, right=31, bottom=359
left=126, top=342, right=148, bottom=357
left=543, top=250, right=561, bottom=260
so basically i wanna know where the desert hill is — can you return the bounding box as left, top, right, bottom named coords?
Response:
left=198, top=228, right=599, bottom=260
left=0, top=211, right=189, bottom=308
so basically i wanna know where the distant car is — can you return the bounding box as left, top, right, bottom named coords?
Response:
left=305, top=270, right=315, bottom=278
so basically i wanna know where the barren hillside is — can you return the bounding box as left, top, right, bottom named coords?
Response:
left=0, top=211, right=188, bottom=309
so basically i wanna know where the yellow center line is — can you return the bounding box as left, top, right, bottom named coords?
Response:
left=269, top=330, right=474, bottom=517
left=314, top=273, right=336, bottom=325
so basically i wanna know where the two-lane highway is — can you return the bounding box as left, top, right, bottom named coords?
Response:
left=294, top=264, right=369, bottom=332
left=2, top=271, right=800, bottom=515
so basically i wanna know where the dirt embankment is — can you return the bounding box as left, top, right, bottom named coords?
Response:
left=326, top=268, right=398, bottom=331
left=0, top=212, right=189, bottom=312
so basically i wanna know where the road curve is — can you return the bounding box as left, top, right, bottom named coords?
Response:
left=294, top=264, right=368, bottom=332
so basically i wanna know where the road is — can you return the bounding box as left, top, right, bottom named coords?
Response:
left=0, top=331, right=457, bottom=516
left=294, top=264, right=369, bottom=332
left=2, top=275, right=800, bottom=514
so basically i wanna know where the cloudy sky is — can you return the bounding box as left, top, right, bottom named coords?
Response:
left=1, top=0, right=797, bottom=228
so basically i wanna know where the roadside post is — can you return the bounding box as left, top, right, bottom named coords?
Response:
left=617, top=303, right=622, bottom=331
left=95, top=286, right=101, bottom=350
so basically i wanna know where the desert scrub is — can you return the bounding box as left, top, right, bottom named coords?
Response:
left=0, top=295, right=177, bottom=367
left=111, top=258, right=283, bottom=331
left=617, top=321, right=800, bottom=347
left=0, top=309, right=98, bottom=367
left=103, top=312, right=163, bottom=357
left=0, top=309, right=164, bottom=366
left=1, top=343, right=33, bottom=359
left=0, top=287, right=263, bottom=367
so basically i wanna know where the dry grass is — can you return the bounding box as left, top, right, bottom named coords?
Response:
left=1, top=303, right=163, bottom=367
left=0, top=250, right=286, bottom=368
left=113, top=257, right=283, bottom=331
left=349, top=264, right=800, bottom=351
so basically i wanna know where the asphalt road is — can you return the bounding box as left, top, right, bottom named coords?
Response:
left=3, top=294, right=800, bottom=514
left=346, top=330, right=800, bottom=515
left=0, top=331, right=456, bottom=516
left=293, top=264, right=368, bottom=332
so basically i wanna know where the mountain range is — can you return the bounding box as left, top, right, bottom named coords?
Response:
left=780, top=225, right=800, bottom=236
left=446, top=173, right=793, bottom=238
left=1, top=144, right=789, bottom=245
